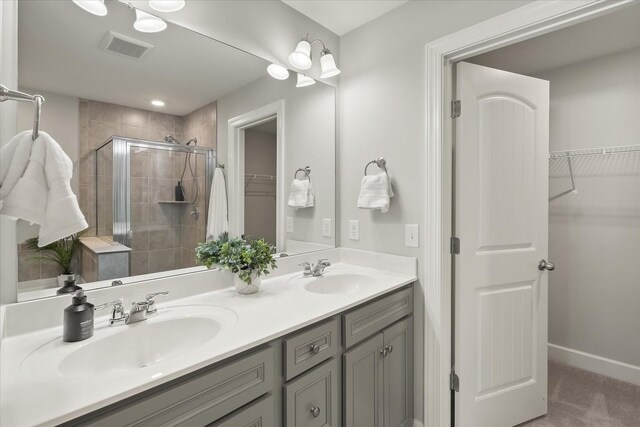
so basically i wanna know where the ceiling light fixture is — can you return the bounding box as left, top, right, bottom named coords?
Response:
left=72, top=0, right=108, bottom=16
left=288, top=35, right=340, bottom=78
left=133, top=9, right=167, bottom=33
left=296, top=74, right=316, bottom=88
left=148, top=0, right=186, bottom=13
left=151, top=99, right=165, bottom=107
left=267, top=63, right=290, bottom=80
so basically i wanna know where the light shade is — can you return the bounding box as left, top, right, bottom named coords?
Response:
left=296, top=74, right=316, bottom=88
left=320, top=49, right=340, bottom=78
left=151, top=99, right=165, bottom=107
left=288, top=40, right=312, bottom=70
left=148, top=0, right=186, bottom=13
left=133, top=9, right=167, bottom=33
left=267, top=63, right=290, bottom=80
left=72, top=0, right=108, bottom=16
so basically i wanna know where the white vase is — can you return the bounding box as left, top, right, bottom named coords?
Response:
left=234, top=271, right=262, bottom=294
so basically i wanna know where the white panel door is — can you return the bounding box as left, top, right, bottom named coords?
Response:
left=455, top=62, right=550, bottom=427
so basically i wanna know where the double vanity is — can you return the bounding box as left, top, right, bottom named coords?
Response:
left=1, top=249, right=416, bottom=426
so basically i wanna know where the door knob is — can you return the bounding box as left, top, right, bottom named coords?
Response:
left=310, top=406, right=321, bottom=417
left=538, top=259, right=555, bottom=271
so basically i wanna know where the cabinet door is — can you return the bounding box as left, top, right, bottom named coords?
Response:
left=212, top=394, right=274, bottom=427
left=343, top=333, right=384, bottom=427
left=383, top=317, right=413, bottom=427
left=285, top=359, right=339, bottom=427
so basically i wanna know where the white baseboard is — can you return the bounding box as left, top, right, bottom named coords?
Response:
left=413, top=419, right=425, bottom=427
left=548, top=343, right=640, bottom=386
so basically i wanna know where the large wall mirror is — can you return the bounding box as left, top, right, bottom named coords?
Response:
left=15, top=1, right=335, bottom=301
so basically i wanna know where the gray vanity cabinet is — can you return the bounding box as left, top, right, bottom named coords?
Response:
left=343, top=317, right=413, bottom=427
left=284, top=359, right=339, bottom=426
left=211, top=394, right=274, bottom=427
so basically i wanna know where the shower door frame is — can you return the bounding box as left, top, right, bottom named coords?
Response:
left=100, top=136, right=215, bottom=248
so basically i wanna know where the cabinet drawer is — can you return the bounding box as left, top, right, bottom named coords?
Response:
left=342, top=287, right=412, bottom=348
left=211, top=394, right=275, bottom=427
left=285, top=359, right=339, bottom=427
left=76, top=346, right=274, bottom=427
left=284, top=318, right=340, bottom=380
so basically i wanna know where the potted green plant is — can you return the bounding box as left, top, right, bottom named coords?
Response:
left=195, top=233, right=277, bottom=294
left=24, top=233, right=82, bottom=294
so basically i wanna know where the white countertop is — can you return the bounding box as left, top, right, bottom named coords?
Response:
left=1, top=252, right=416, bottom=427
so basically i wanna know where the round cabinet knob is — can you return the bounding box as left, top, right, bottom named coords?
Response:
left=310, top=344, right=320, bottom=354
left=380, top=347, right=388, bottom=357
left=386, top=345, right=393, bottom=354
left=310, top=406, right=321, bottom=417
left=538, top=259, right=555, bottom=271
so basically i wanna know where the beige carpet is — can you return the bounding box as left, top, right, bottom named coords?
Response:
left=518, top=360, right=640, bottom=426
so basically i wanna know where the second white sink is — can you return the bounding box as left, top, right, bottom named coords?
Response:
left=291, top=269, right=375, bottom=294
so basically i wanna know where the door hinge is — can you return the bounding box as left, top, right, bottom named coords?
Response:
left=451, top=100, right=461, bottom=118
left=450, top=371, right=460, bottom=392
left=450, top=237, right=460, bottom=255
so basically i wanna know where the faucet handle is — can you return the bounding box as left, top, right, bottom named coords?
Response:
left=146, top=291, right=169, bottom=315
left=317, top=258, right=331, bottom=266
left=94, top=299, right=125, bottom=325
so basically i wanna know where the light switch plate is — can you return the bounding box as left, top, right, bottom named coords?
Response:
left=322, top=218, right=332, bottom=237
left=405, top=224, right=419, bottom=247
left=286, top=217, right=294, bottom=233
left=349, top=220, right=360, bottom=241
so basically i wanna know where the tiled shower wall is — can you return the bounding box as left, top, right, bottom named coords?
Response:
left=78, top=99, right=217, bottom=276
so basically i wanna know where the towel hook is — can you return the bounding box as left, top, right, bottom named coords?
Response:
left=364, top=157, right=388, bottom=176
left=294, top=166, right=311, bottom=181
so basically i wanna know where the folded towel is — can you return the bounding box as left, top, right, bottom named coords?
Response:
left=206, top=167, right=229, bottom=241
left=357, top=172, right=395, bottom=213
left=1, top=131, right=88, bottom=246
left=0, top=130, right=33, bottom=209
left=288, top=179, right=314, bottom=209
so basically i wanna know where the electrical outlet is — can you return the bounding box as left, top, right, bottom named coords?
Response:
left=322, top=218, right=332, bottom=237
left=349, top=220, right=360, bottom=241
left=405, top=224, right=419, bottom=247
left=286, top=217, right=294, bottom=233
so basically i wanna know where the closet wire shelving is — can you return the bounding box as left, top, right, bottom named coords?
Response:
left=548, top=143, right=640, bottom=201
left=245, top=173, right=276, bottom=197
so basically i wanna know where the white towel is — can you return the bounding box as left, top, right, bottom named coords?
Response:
left=0, top=130, right=33, bottom=209
left=357, top=172, right=395, bottom=213
left=288, top=179, right=314, bottom=209
left=206, top=167, right=229, bottom=241
left=1, top=131, right=88, bottom=246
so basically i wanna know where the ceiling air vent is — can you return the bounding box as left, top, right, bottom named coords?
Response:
left=100, top=31, right=154, bottom=59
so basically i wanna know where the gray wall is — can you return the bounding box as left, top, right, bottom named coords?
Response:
left=217, top=74, right=336, bottom=249
left=540, top=48, right=640, bottom=368
left=337, top=1, right=530, bottom=422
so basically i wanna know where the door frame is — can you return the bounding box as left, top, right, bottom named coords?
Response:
left=227, top=100, right=286, bottom=250
left=423, top=1, right=635, bottom=426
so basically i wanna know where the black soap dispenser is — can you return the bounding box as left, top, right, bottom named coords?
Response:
left=63, top=290, right=95, bottom=342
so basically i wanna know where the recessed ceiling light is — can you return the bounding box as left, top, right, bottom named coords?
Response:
left=151, top=99, right=165, bottom=107
left=148, top=0, right=186, bottom=13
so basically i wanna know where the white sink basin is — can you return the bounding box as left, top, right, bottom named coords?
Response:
left=21, top=305, right=237, bottom=380
left=291, top=270, right=375, bottom=294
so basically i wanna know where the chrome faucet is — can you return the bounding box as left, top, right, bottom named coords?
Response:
left=300, top=259, right=332, bottom=277
left=94, top=292, right=169, bottom=326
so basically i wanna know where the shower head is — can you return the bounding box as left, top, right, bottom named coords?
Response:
left=164, top=135, right=180, bottom=144
left=186, top=138, right=198, bottom=146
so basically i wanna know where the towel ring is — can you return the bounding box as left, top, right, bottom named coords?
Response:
left=364, top=157, right=388, bottom=176
left=294, top=166, right=311, bottom=181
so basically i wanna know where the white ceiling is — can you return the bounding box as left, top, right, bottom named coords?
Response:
left=18, top=1, right=268, bottom=115
left=468, top=3, right=640, bottom=75
left=281, top=0, right=408, bottom=36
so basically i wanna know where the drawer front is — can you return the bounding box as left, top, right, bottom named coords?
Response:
left=79, top=346, right=274, bottom=427
left=284, top=318, right=340, bottom=380
left=211, top=394, right=275, bottom=427
left=285, top=359, right=339, bottom=427
left=342, top=287, right=412, bottom=348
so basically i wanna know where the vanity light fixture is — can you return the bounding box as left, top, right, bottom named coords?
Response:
left=288, top=36, right=341, bottom=78
left=296, top=73, right=316, bottom=88
left=148, top=0, right=185, bottom=13
left=133, top=9, right=167, bottom=33
left=72, top=0, right=108, bottom=16
left=267, top=63, right=290, bottom=81
left=151, top=99, right=165, bottom=107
